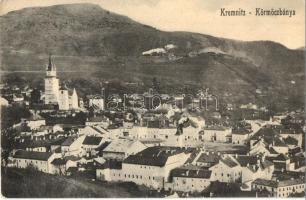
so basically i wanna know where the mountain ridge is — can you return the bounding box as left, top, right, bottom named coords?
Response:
left=0, top=3, right=304, bottom=110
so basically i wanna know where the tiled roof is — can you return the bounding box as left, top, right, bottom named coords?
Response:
left=253, top=178, right=305, bottom=188
left=95, top=141, right=111, bottom=151
left=261, top=160, right=274, bottom=168
left=103, top=138, right=135, bottom=153
left=82, top=136, right=102, bottom=145
left=274, top=154, right=289, bottom=161
left=51, top=158, right=67, bottom=165
left=196, top=152, right=221, bottom=164
left=252, top=178, right=278, bottom=187
left=61, top=136, right=77, bottom=146
left=234, top=155, right=258, bottom=167
left=220, top=157, right=238, bottom=168
left=26, top=140, right=51, bottom=148
left=123, top=146, right=186, bottom=167
left=283, top=136, right=298, bottom=146
left=13, top=150, right=53, bottom=161
left=87, top=116, right=108, bottom=122
left=232, top=128, right=251, bottom=135
left=99, top=160, right=122, bottom=170
left=171, top=168, right=212, bottom=179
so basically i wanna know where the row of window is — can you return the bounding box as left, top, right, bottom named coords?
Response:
left=112, top=173, right=156, bottom=180
left=17, top=159, right=45, bottom=165
left=214, top=171, right=241, bottom=177
left=176, top=177, right=208, bottom=182
left=279, top=184, right=305, bottom=192
left=175, top=183, right=207, bottom=189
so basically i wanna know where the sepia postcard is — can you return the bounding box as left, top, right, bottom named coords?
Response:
left=0, top=0, right=305, bottom=198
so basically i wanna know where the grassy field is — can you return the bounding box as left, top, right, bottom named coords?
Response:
left=1, top=167, right=158, bottom=198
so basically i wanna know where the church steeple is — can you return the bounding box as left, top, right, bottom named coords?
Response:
left=47, top=54, right=56, bottom=71
left=46, top=55, right=57, bottom=78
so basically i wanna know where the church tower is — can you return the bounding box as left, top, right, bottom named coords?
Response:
left=44, top=55, right=59, bottom=105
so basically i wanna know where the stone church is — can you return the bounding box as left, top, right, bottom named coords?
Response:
left=44, top=56, right=78, bottom=110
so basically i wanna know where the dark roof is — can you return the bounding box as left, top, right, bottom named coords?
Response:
left=49, top=137, right=66, bottom=145
left=26, top=140, right=51, bottom=148
left=87, top=116, right=108, bottom=122
left=283, top=136, right=298, bottom=146
left=54, top=146, right=61, bottom=153
left=51, top=158, right=67, bottom=165
left=61, top=136, right=77, bottom=146
left=232, top=128, right=251, bottom=135
left=171, top=168, right=211, bottom=179
left=13, top=150, right=53, bottom=161
left=196, top=152, right=221, bottom=164
left=82, top=136, right=102, bottom=145
left=275, top=154, right=290, bottom=161
left=252, top=178, right=278, bottom=187
left=235, top=155, right=258, bottom=167
left=221, top=157, right=238, bottom=168
left=95, top=141, right=111, bottom=151
left=67, top=166, right=78, bottom=173
left=123, top=146, right=187, bottom=167
left=100, top=160, right=122, bottom=170
left=253, top=178, right=305, bottom=188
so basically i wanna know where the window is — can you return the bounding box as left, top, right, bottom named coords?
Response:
left=149, top=176, right=151, bottom=180
left=221, top=173, right=223, bottom=176
left=152, top=177, right=155, bottom=180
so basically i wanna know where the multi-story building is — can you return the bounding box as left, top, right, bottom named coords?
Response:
left=97, top=146, right=191, bottom=190
left=252, top=178, right=305, bottom=197
left=12, top=150, right=61, bottom=174
left=169, top=167, right=212, bottom=193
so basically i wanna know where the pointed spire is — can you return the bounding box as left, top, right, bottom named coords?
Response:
left=72, top=88, right=77, bottom=95
left=47, top=54, right=52, bottom=71
left=47, top=54, right=56, bottom=71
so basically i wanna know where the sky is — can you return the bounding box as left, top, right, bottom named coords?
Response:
left=0, top=0, right=305, bottom=49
